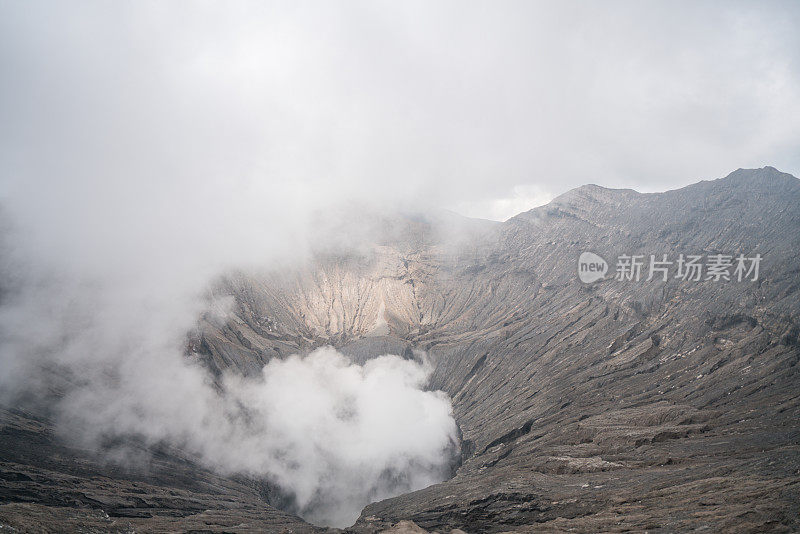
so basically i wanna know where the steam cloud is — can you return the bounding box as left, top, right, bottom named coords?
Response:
left=0, top=244, right=458, bottom=527
left=63, top=346, right=458, bottom=528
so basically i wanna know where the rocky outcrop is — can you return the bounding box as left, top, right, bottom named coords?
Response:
left=0, top=407, right=324, bottom=533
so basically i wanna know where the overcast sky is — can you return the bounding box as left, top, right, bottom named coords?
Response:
left=1, top=0, right=799, bottom=223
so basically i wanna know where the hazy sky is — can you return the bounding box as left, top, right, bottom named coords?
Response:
left=1, top=1, right=798, bottom=222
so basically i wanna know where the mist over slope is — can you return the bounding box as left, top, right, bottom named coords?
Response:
left=191, top=167, right=800, bottom=532
left=0, top=206, right=463, bottom=528
left=0, top=167, right=799, bottom=533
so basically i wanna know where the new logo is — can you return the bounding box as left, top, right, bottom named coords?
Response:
left=578, top=252, right=608, bottom=283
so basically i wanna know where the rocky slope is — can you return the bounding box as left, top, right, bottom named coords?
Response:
left=2, top=167, right=799, bottom=532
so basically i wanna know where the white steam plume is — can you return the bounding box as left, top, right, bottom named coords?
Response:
left=57, top=345, right=458, bottom=528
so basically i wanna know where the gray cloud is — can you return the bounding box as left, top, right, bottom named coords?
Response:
left=1, top=1, right=798, bottom=224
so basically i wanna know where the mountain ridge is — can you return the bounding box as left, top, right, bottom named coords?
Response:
left=2, top=167, right=799, bottom=532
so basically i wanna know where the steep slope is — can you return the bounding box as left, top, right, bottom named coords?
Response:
left=201, top=167, right=800, bottom=532
left=349, top=167, right=800, bottom=532
left=2, top=167, right=799, bottom=532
